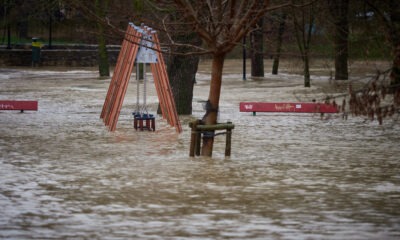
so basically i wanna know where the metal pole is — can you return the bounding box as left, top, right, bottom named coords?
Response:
left=7, top=23, right=11, bottom=49
left=136, top=63, right=140, bottom=114
left=48, top=15, right=53, bottom=49
left=143, top=63, right=147, bottom=114
left=242, top=36, right=246, bottom=80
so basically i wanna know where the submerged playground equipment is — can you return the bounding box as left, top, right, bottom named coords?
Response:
left=100, top=23, right=182, bottom=133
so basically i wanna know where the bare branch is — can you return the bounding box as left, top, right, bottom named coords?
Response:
left=173, top=0, right=214, bottom=45
left=160, top=16, right=210, bottom=55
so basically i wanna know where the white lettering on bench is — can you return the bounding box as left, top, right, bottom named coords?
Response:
left=0, top=104, right=15, bottom=110
left=244, top=104, right=253, bottom=110
left=274, top=103, right=294, bottom=111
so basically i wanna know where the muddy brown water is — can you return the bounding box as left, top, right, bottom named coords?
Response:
left=1, top=60, right=399, bottom=239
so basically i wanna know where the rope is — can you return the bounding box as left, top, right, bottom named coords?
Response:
left=136, top=63, right=140, bottom=114
left=134, top=62, right=149, bottom=117
left=143, top=63, right=148, bottom=115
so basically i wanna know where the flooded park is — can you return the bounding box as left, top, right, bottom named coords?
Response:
left=1, top=59, right=400, bottom=239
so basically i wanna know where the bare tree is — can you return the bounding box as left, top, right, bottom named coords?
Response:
left=166, top=32, right=202, bottom=114
left=365, top=0, right=400, bottom=87
left=155, top=0, right=271, bottom=156
left=271, top=12, right=287, bottom=75
left=290, top=0, right=315, bottom=87
left=344, top=0, right=400, bottom=124
left=328, top=0, right=349, bottom=80
left=251, top=17, right=265, bottom=77
left=96, top=0, right=110, bottom=77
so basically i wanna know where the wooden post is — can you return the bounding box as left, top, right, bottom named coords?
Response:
left=225, top=122, right=232, bottom=156
left=189, top=120, right=234, bottom=157
left=196, top=130, right=201, bottom=156
left=151, top=118, right=156, bottom=131
left=189, top=130, right=196, bottom=157
left=189, top=120, right=199, bottom=157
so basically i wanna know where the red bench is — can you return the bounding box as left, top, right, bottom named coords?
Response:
left=239, top=102, right=339, bottom=116
left=0, top=100, right=38, bottom=113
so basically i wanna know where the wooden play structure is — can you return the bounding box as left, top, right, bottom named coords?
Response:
left=239, top=102, right=339, bottom=116
left=0, top=100, right=38, bottom=113
left=100, top=23, right=181, bottom=133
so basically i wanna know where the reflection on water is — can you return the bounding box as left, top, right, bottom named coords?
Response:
left=1, top=62, right=400, bottom=239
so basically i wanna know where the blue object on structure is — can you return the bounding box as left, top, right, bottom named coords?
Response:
left=133, top=112, right=155, bottom=131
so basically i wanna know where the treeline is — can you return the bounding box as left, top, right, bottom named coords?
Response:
left=0, top=0, right=133, bottom=46
left=0, top=1, right=393, bottom=58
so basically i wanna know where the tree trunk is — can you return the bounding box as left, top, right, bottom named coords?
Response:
left=329, top=0, right=349, bottom=80
left=164, top=33, right=201, bottom=114
left=389, top=0, right=400, bottom=86
left=168, top=53, right=199, bottom=114
left=251, top=17, right=264, bottom=77
left=201, top=53, right=225, bottom=157
left=303, top=51, right=311, bottom=87
left=97, top=32, right=110, bottom=77
left=272, top=13, right=286, bottom=75
left=96, top=0, right=110, bottom=77
left=291, top=1, right=314, bottom=88
left=390, top=44, right=400, bottom=86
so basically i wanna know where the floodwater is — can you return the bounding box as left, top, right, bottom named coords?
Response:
left=1, top=59, right=399, bottom=239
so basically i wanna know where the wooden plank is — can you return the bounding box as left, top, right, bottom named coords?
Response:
left=239, top=102, right=339, bottom=113
left=104, top=26, right=139, bottom=127
left=100, top=25, right=132, bottom=120
left=0, top=100, right=38, bottom=111
left=150, top=63, right=168, bottom=120
left=196, top=123, right=235, bottom=131
left=108, top=28, right=141, bottom=131
left=152, top=33, right=182, bottom=133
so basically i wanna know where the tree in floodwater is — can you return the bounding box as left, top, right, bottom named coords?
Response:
left=95, top=0, right=110, bottom=77
left=328, top=0, right=349, bottom=80
left=144, top=4, right=203, bottom=115
left=365, top=0, right=400, bottom=87
left=251, top=17, right=265, bottom=78
left=290, top=0, right=315, bottom=87
left=166, top=32, right=202, bottom=114
left=155, top=0, right=271, bottom=156
left=271, top=12, right=287, bottom=75
left=342, top=0, right=400, bottom=124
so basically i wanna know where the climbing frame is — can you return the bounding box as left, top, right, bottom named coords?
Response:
left=100, top=23, right=182, bottom=133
